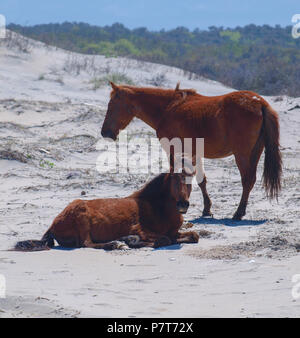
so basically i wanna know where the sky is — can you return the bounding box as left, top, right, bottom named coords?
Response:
left=1, top=0, right=299, bottom=30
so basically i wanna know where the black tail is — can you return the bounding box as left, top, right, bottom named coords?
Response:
left=261, top=104, right=282, bottom=200
left=14, top=230, right=54, bottom=251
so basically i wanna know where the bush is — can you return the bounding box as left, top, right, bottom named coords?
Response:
left=89, top=73, right=134, bottom=90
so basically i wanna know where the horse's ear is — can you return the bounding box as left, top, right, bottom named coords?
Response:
left=110, top=82, right=119, bottom=91
left=174, top=89, right=186, bottom=101
left=174, top=82, right=186, bottom=101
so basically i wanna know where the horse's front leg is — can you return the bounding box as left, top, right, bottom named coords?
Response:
left=125, top=225, right=174, bottom=248
left=119, top=234, right=172, bottom=248
left=172, top=231, right=200, bottom=244
left=196, top=158, right=213, bottom=217
left=119, top=235, right=153, bottom=248
left=83, top=234, right=129, bottom=250
left=232, top=151, right=262, bottom=220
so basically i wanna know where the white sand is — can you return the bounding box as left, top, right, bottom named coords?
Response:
left=0, top=31, right=299, bottom=317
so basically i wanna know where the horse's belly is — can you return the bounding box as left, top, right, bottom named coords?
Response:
left=196, top=133, right=233, bottom=159
left=90, top=222, right=132, bottom=242
left=204, top=145, right=233, bottom=159
left=87, top=198, right=138, bottom=242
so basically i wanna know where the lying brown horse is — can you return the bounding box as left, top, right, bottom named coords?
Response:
left=101, top=83, right=282, bottom=220
left=14, top=172, right=199, bottom=251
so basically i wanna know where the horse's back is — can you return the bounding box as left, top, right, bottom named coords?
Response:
left=158, top=94, right=229, bottom=157
left=173, top=90, right=266, bottom=119
left=50, top=197, right=139, bottom=245
left=86, top=197, right=139, bottom=242
left=220, top=91, right=266, bottom=155
left=221, top=90, right=266, bottom=115
left=158, top=90, right=266, bottom=158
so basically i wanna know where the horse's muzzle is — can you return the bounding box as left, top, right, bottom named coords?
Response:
left=101, top=129, right=117, bottom=140
left=176, top=200, right=190, bottom=214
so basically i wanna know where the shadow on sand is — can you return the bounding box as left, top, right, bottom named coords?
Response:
left=52, top=244, right=183, bottom=251
left=52, top=246, right=78, bottom=251
left=154, top=244, right=182, bottom=251
left=191, top=217, right=267, bottom=227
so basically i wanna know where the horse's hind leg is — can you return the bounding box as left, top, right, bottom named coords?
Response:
left=174, top=231, right=200, bottom=244
left=119, top=235, right=141, bottom=247
left=233, top=151, right=262, bottom=220
left=83, top=235, right=129, bottom=250
left=127, top=228, right=173, bottom=248
left=119, top=235, right=153, bottom=248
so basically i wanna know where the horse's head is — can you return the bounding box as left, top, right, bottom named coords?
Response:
left=167, top=170, right=194, bottom=214
left=101, top=82, right=134, bottom=141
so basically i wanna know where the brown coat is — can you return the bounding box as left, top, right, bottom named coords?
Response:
left=14, top=173, right=199, bottom=251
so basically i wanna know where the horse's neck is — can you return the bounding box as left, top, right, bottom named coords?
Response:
left=131, top=89, right=174, bottom=129
left=137, top=192, right=179, bottom=219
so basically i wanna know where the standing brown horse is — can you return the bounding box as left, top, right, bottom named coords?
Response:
left=14, top=171, right=199, bottom=251
left=101, top=83, right=282, bottom=220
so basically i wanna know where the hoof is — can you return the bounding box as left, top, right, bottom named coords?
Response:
left=202, top=210, right=213, bottom=217
left=182, top=222, right=194, bottom=229
left=120, top=235, right=140, bottom=246
left=154, top=235, right=172, bottom=248
left=104, top=241, right=129, bottom=251
left=190, top=231, right=200, bottom=243
left=117, top=242, right=130, bottom=250
left=232, top=214, right=243, bottom=221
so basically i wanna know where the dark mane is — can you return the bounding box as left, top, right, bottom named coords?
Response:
left=122, top=85, right=176, bottom=97
left=122, top=85, right=197, bottom=96
left=166, top=88, right=197, bottom=112
left=135, top=173, right=169, bottom=198
left=180, top=89, right=197, bottom=96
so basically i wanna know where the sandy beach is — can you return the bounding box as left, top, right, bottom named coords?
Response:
left=0, top=32, right=299, bottom=317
